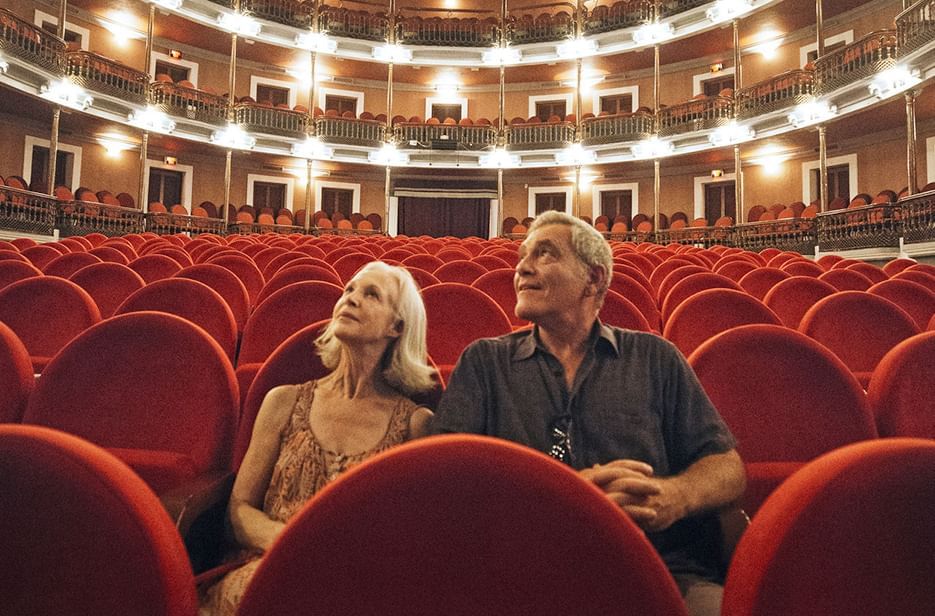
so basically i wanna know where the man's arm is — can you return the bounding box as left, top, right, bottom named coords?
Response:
left=581, top=449, right=746, bottom=532
left=429, top=342, right=490, bottom=435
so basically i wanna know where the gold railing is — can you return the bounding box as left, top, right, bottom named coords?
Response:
left=736, top=69, right=813, bottom=119
left=0, top=185, right=57, bottom=234
left=507, top=3, right=577, bottom=44
left=394, top=122, right=498, bottom=150
left=583, top=0, right=653, bottom=35
left=733, top=218, right=816, bottom=253
left=235, top=103, right=309, bottom=137
left=65, top=50, right=149, bottom=103
left=505, top=121, right=575, bottom=149
left=57, top=200, right=144, bottom=237
left=318, top=5, right=388, bottom=41
left=146, top=211, right=226, bottom=235
left=896, top=0, right=935, bottom=56
left=814, top=30, right=898, bottom=95
left=816, top=203, right=902, bottom=250
left=658, top=95, right=733, bottom=136
left=150, top=82, right=229, bottom=125
left=396, top=11, right=499, bottom=46
left=580, top=112, right=654, bottom=145
left=0, top=8, right=65, bottom=74
left=316, top=115, right=386, bottom=144
left=899, top=189, right=935, bottom=244
left=241, top=0, right=313, bottom=28
left=660, top=0, right=709, bottom=17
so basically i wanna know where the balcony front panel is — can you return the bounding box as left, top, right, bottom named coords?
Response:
left=896, top=0, right=935, bottom=56
left=150, top=82, right=229, bottom=126
left=584, top=0, right=654, bottom=35
left=397, top=15, right=499, bottom=47
left=581, top=112, right=654, bottom=145
left=658, top=96, right=733, bottom=137
left=242, top=0, right=313, bottom=29
left=0, top=185, right=56, bottom=235
left=736, top=69, right=814, bottom=119
left=733, top=218, right=816, bottom=254
left=814, top=30, right=898, bottom=96
left=319, top=6, right=388, bottom=41
left=0, top=8, right=65, bottom=75
left=65, top=50, right=149, bottom=104
left=901, top=190, right=935, bottom=244
left=236, top=103, right=309, bottom=137
left=316, top=115, right=386, bottom=145
left=505, top=122, right=576, bottom=150
left=57, top=201, right=144, bottom=237
left=816, top=203, right=902, bottom=251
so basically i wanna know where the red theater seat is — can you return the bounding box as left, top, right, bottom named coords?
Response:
left=689, top=324, right=877, bottom=514
left=867, top=332, right=935, bottom=438
left=175, top=264, right=251, bottom=333
left=0, top=277, right=101, bottom=373
left=239, top=435, right=687, bottom=616
left=23, top=311, right=238, bottom=498
left=799, top=291, right=920, bottom=387
left=722, top=439, right=935, bottom=616
left=0, top=322, right=33, bottom=422
left=68, top=262, right=146, bottom=319
left=0, top=425, right=198, bottom=615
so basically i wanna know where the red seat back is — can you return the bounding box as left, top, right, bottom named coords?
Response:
left=663, top=288, right=780, bottom=356
left=239, top=435, right=687, bottom=616
left=0, top=322, right=33, bottom=422
left=68, top=262, right=146, bottom=319
left=0, top=425, right=198, bottom=615
left=867, top=332, right=935, bottom=438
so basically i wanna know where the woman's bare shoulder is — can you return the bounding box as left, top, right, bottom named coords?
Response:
left=408, top=406, right=434, bottom=439
left=254, top=384, right=303, bottom=433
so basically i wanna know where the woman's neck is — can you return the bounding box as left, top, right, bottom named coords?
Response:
left=322, top=344, right=392, bottom=399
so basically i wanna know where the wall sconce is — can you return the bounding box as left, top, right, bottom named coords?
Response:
left=210, top=124, right=256, bottom=150
left=710, top=63, right=723, bottom=73
left=217, top=12, right=261, bottom=37
left=869, top=66, right=921, bottom=99
left=291, top=136, right=334, bottom=160
left=633, top=22, right=675, bottom=46
left=164, top=156, right=177, bottom=166
left=711, top=169, right=724, bottom=178
left=632, top=137, right=674, bottom=160
left=169, top=49, right=182, bottom=59
left=787, top=100, right=837, bottom=128
left=128, top=107, right=176, bottom=134
left=40, top=80, right=94, bottom=110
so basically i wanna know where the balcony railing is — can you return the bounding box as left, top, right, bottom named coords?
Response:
left=395, top=121, right=498, bottom=150
left=65, top=50, right=148, bottom=103
left=736, top=69, right=814, bottom=119
left=658, top=95, right=733, bottom=136
left=241, top=0, right=313, bottom=29
left=235, top=102, right=309, bottom=137
left=580, top=112, right=654, bottom=145
left=584, top=0, right=654, bottom=35
left=145, top=211, right=226, bottom=236
left=733, top=218, right=817, bottom=254
left=655, top=224, right=732, bottom=247
left=0, top=185, right=56, bottom=235
left=227, top=220, right=304, bottom=235
left=660, top=0, right=709, bottom=17
left=896, top=0, right=935, bottom=56
left=397, top=13, right=499, bottom=47
left=814, top=30, right=898, bottom=96
left=150, top=82, right=229, bottom=126
left=0, top=8, right=65, bottom=74
left=900, top=189, right=935, bottom=244
left=816, top=202, right=902, bottom=251
left=57, top=200, right=144, bottom=237
left=507, top=5, right=576, bottom=44
left=317, top=115, right=386, bottom=145
left=505, top=121, right=575, bottom=149
left=318, top=5, right=388, bottom=41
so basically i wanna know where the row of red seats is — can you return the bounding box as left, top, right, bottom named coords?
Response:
left=7, top=422, right=928, bottom=614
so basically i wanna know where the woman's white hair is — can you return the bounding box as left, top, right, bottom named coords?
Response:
left=315, top=261, right=436, bottom=395
left=528, top=210, right=613, bottom=300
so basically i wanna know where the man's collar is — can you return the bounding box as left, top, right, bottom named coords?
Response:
left=512, top=320, right=619, bottom=361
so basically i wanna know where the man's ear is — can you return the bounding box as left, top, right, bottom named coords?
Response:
left=584, top=265, right=607, bottom=297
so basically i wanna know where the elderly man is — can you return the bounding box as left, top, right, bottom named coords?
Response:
left=431, top=210, right=745, bottom=616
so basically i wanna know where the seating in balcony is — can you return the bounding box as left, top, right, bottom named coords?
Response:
left=580, top=107, right=654, bottom=145
left=505, top=114, right=576, bottom=150
left=395, top=115, right=498, bottom=151
left=584, top=0, right=654, bottom=35
left=736, top=69, right=814, bottom=120
left=150, top=78, right=228, bottom=126
left=315, top=108, right=386, bottom=145
left=235, top=96, right=310, bottom=137
left=396, top=13, right=499, bottom=47
left=318, top=5, right=388, bottom=42
left=508, top=10, right=575, bottom=45
left=241, top=0, right=313, bottom=29
left=658, top=91, right=734, bottom=136
left=814, top=30, right=898, bottom=96
left=0, top=8, right=65, bottom=74
left=65, top=50, right=149, bottom=103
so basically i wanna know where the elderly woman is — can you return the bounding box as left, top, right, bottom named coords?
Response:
left=202, top=261, right=437, bottom=615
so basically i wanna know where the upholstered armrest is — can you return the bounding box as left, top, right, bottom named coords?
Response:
left=717, top=501, right=751, bottom=575
left=160, top=470, right=235, bottom=573
left=160, top=469, right=235, bottom=538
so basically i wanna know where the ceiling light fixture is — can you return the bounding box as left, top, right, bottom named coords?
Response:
left=632, top=136, right=674, bottom=159
left=368, top=142, right=409, bottom=166
left=217, top=12, right=261, bottom=37
left=556, top=142, right=597, bottom=166
left=706, top=0, right=754, bottom=23
left=482, top=47, right=521, bottom=66
left=40, top=80, right=93, bottom=110
left=210, top=124, right=256, bottom=150
left=787, top=100, right=837, bottom=128
left=128, top=107, right=176, bottom=134
left=709, top=121, right=755, bottom=146
left=556, top=37, right=598, bottom=59
left=373, top=44, right=412, bottom=63
left=479, top=147, right=520, bottom=168
left=868, top=65, right=921, bottom=99
left=632, top=22, right=674, bottom=46
left=291, top=136, right=334, bottom=160
left=296, top=32, right=337, bottom=53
